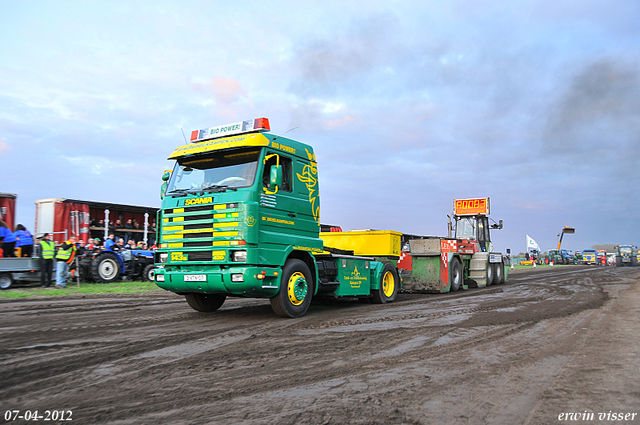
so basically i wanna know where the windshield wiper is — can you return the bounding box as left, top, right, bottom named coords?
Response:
left=167, top=189, right=192, bottom=197
left=201, top=184, right=237, bottom=193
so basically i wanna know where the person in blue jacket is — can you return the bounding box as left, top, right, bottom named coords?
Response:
left=0, top=219, right=17, bottom=257
left=14, top=224, right=34, bottom=257
left=104, top=233, right=116, bottom=251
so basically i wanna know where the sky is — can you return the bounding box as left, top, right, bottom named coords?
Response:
left=1, top=0, right=639, bottom=255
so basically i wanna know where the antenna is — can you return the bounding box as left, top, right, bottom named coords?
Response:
left=180, top=128, right=188, bottom=144
left=270, top=127, right=298, bottom=144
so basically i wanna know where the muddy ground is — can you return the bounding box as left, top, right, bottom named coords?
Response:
left=1, top=266, right=639, bottom=424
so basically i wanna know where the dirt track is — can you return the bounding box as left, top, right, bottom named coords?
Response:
left=1, top=266, right=639, bottom=424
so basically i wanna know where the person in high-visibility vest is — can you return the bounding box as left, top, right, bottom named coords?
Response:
left=55, top=236, right=77, bottom=288
left=39, top=233, right=55, bottom=287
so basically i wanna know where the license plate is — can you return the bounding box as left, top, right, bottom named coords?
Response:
left=184, top=274, right=207, bottom=282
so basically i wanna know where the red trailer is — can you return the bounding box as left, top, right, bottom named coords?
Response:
left=35, top=198, right=158, bottom=245
left=0, top=193, right=17, bottom=230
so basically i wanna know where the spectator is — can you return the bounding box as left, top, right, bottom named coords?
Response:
left=148, top=221, right=157, bottom=246
left=0, top=219, right=17, bottom=257
left=90, top=217, right=97, bottom=227
left=127, top=239, right=137, bottom=249
left=116, top=238, right=125, bottom=250
left=86, top=238, right=95, bottom=250
left=124, top=218, right=134, bottom=243
left=39, top=233, right=55, bottom=287
left=55, top=236, right=76, bottom=288
left=114, top=219, right=123, bottom=229
left=104, top=234, right=116, bottom=251
left=133, top=219, right=140, bottom=229
left=14, top=224, right=34, bottom=257
left=93, top=238, right=102, bottom=248
left=76, top=239, right=87, bottom=256
left=98, top=219, right=105, bottom=228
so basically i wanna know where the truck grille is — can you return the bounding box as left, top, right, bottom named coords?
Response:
left=160, top=203, right=241, bottom=260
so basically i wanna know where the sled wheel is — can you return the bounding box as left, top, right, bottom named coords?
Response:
left=450, top=259, right=462, bottom=292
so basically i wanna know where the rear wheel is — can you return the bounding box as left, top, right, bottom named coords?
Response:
left=0, top=273, right=13, bottom=290
left=92, top=252, right=121, bottom=283
left=270, top=259, right=313, bottom=318
left=78, top=256, right=94, bottom=282
left=185, top=293, right=226, bottom=312
left=142, top=264, right=156, bottom=282
left=372, top=262, right=399, bottom=304
left=449, top=259, right=462, bottom=292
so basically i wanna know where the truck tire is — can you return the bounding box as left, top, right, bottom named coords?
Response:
left=372, top=262, right=399, bottom=303
left=493, top=262, right=504, bottom=284
left=92, top=252, right=121, bottom=283
left=486, top=260, right=494, bottom=286
left=449, top=258, right=462, bottom=292
left=142, top=264, right=156, bottom=282
left=0, top=272, right=13, bottom=290
left=270, top=259, right=313, bottom=318
left=185, top=293, right=226, bottom=312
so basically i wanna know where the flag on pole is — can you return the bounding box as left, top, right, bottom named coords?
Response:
left=526, top=234, right=540, bottom=251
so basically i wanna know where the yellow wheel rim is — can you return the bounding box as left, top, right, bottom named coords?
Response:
left=382, top=271, right=395, bottom=298
left=287, top=271, right=307, bottom=306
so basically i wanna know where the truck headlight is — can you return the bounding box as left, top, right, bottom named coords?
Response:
left=155, top=274, right=165, bottom=282
left=231, top=250, right=247, bottom=262
left=159, top=253, right=168, bottom=263
left=231, top=273, right=244, bottom=282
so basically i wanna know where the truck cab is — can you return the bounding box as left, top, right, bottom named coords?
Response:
left=155, top=119, right=321, bottom=298
left=582, top=249, right=597, bottom=265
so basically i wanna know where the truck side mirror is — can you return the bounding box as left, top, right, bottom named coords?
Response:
left=160, top=171, right=171, bottom=199
left=498, top=219, right=503, bottom=230
left=269, top=165, right=283, bottom=192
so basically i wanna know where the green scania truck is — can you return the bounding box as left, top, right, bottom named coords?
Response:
left=153, top=118, right=399, bottom=318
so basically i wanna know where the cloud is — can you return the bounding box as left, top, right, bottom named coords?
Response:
left=211, top=76, right=248, bottom=106
left=0, top=140, right=9, bottom=155
left=543, top=58, right=640, bottom=158
left=325, top=115, right=359, bottom=129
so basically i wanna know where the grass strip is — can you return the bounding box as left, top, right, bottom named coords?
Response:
left=0, top=281, right=163, bottom=299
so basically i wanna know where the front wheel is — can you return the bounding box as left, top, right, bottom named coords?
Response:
left=270, top=259, right=313, bottom=318
left=372, top=262, right=399, bottom=304
left=142, top=264, right=156, bottom=282
left=185, top=293, right=226, bottom=312
left=92, top=252, right=121, bottom=283
left=486, top=260, right=494, bottom=286
left=493, top=262, right=504, bottom=284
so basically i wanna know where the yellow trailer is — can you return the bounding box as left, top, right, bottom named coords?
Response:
left=319, top=230, right=402, bottom=258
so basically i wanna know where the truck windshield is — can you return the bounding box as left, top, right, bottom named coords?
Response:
left=167, top=148, right=261, bottom=194
left=620, top=247, right=632, bottom=254
left=455, top=217, right=476, bottom=239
